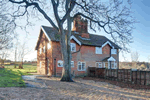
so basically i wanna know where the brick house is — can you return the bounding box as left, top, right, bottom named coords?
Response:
left=35, top=15, right=121, bottom=76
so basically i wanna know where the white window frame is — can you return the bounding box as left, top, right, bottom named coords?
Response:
left=77, top=61, right=86, bottom=71
left=71, top=43, right=76, bottom=52
left=48, top=43, right=51, bottom=49
left=111, top=49, right=117, bottom=54
left=104, top=62, right=109, bottom=69
left=40, top=48, right=42, bottom=54
left=111, top=61, right=115, bottom=69
left=57, top=60, right=63, bottom=67
left=71, top=61, right=74, bottom=67
left=95, top=47, right=102, bottom=54
left=96, top=62, right=102, bottom=68
left=43, top=46, right=45, bottom=53
left=40, top=61, right=42, bottom=68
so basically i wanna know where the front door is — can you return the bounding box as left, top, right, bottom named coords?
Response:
left=47, top=59, right=49, bottom=75
left=54, top=59, right=56, bottom=76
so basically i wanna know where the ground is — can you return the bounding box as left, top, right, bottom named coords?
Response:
left=0, top=76, right=150, bottom=100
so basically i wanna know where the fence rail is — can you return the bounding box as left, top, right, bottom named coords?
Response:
left=88, top=67, right=150, bottom=85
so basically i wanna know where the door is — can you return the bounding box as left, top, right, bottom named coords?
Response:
left=54, top=59, right=56, bottom=76
left=47, top=59, right=49, bottom=75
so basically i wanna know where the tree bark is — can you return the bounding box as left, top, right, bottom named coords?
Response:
left=60, top=0, right=73, bottom=82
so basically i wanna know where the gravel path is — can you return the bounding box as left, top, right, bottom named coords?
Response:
left=0, top=76, right=150, bottom=100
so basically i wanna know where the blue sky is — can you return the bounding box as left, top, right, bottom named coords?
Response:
left=7, top=0, right=150, bottom=62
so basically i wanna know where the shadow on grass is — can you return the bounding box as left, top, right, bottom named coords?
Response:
left=0, top=68, right=26, bottom=87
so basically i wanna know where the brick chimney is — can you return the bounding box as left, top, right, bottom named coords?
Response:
left=72, top=15, right=89, bottom=38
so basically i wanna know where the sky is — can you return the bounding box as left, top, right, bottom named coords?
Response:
left=6, top=0, right=150, bottom=62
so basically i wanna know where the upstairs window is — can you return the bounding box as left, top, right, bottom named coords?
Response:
left=43, top=46, right=45, bottom=53
left=111, top=49, right=117, bottom=54
left=71, top=43, right=76, bottom=52
left=95, top=47, right=102, bottom=54
left=48, top=43, right=51, bottom=49
left=78, top=61, right=86, bottom=71
left=57, top=60, right=63, bottom=67
left=39, top=48, right=42, bottom=54
left=40, top=61, right=42, bottom=68
left=96, top=62, right=102, bottom=68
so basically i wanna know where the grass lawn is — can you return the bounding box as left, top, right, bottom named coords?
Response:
left=0, top=68, right=26, bottom=87
left=5, top=64, right=37, bottom=75
left=0, top=63, right=37, bottom=87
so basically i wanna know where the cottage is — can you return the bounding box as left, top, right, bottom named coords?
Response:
left=35, top=15, right=121, bottom=76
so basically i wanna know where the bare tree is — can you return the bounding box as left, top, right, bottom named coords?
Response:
left=131, top=51, right=140, bottom=69
left=18, top=41, right=31, bottom=69
left=13, top=39, right=19, bottom=68
left=4, top=0, right=135, bottom=81
left=0, top=50, right=9, bottom=67
left=0, top=2, right=16, bottom=50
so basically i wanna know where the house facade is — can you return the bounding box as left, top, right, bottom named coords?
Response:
left=35, top=15, right=121, bottom=76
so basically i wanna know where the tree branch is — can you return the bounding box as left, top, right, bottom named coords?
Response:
left=9, top=0, right=59, bottom=31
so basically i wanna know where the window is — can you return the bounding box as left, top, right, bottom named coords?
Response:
left=111, top=62, right=117, bottom=69
left=111, top=62, right=115, bottom=69
left=96, top=62, right=102, bottom=68
left=71, top=61, right=74, bottom=67
left=43, top=46, right=45, bottom=53
left=111, top=49, right=117, bottom=54
left=78, top=62, right=86, bottom=71
left=57, top=60, right=63, bottom=67
left=95, top=47, right=102, bottom=54
left=40, top=61, right=42, bottom=68
left=71, top=43, right=76, bottom=52
left=39, top=48, right=42, bottom=54
left=104, top=62, right=108, bottom=68
left=48, top=43, right=51, bottom=49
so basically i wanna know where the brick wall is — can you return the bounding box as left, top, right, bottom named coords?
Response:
left=50, top=39, right=118, bottom=76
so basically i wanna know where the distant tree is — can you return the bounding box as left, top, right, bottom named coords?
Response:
left=18, top=41, right=31, bottom=69
left=4, top=0, right=135, bottom=81
left=0, top=50, right=9, bottom=67
left=131, top=51, right=140, bottom=69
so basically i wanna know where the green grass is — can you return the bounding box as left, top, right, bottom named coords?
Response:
left=5, top=64, right=37, bottom=74
left=0, top=63, right=37, bottom=87
left=0, top=69, right=26, bottom=87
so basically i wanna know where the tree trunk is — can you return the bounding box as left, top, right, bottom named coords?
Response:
left=60, top=16, right=73, bottom=82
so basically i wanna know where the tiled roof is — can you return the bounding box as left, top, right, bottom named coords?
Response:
left=41, top=26, right=121, bottom=49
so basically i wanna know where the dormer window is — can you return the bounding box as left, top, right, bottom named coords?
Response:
left=71, top=43, right=76, bottom=52
left=111, top=49, right=117, bottom=54
left=39, top=48, right=42, bottom=54
left=95, top=47, right=102, bottom=54
left=43, top=46, right=45, bottom=53
left=48, top=43, right=51, bottom=49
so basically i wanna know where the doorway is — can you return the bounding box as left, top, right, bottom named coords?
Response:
left=47, top=59, right=49, bottom=75
left=54, top=59, right=56, bottom=76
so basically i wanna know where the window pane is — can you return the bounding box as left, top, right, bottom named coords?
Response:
left=78, top=65, right=81, bottom=70
left=58, top=60, right=63, bottom=67
left=71, top=43, right=76, bottom=52
left=82, top=63, right=85, bottom=70
left=71, top=61, right=74, bottom=67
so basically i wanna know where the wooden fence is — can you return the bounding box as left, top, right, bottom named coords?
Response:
left=88, top=67, right=150, bottom=85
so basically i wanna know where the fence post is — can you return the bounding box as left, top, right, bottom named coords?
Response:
left=104, top=68, right=106, bottom=79
left=135, top=70, right=137, bottom=84
left=88, top=66, right=89, bottom=77
left=117, top=68, right=118, bottom=81
left=123, top=69, right=125, bottom=82
left=144, top=71, right=146, bottom=85
left=130, top=69, right=132, bottom=84
left=140, top=71, right=141, bottom=85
